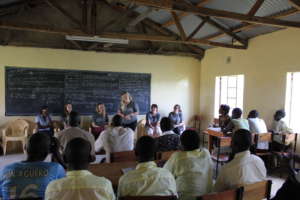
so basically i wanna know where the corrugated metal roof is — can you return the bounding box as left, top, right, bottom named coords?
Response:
left=133, top=0, right=299, bottom=50
left=256, top=0, right=293, bottom=17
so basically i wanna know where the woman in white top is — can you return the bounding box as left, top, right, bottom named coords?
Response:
left=95, top=115, right=134, bottom=163
left=247, top=110, right=268, bottom=150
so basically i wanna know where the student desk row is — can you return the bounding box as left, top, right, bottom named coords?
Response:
left=89, top=161, right=137, bottom=189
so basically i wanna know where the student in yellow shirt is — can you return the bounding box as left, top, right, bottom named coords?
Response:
left=164, top=130, right=214, bottom=200
left=45, top=138, right=115, bottom=200
left=118, top=136, right=177, bottom=198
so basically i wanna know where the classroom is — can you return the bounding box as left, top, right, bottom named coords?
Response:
left=0, top=0, right=300, bottom=200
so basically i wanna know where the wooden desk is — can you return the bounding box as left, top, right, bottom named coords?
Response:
left=203, top=129, right=231, bottom=153
left=89, top=161, right=137, bottom=189
left=203, top=129, right=232, bottom=177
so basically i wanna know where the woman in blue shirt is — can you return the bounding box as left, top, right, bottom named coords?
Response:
left=146, top=104, right=162, bottom=136
left=169, top=104, right=185, bottom=135
left=35, top=106, right=53, bottom=136
left=118, top=92, right=139, bottom=131
left=91, top=103, right=109, bottom=139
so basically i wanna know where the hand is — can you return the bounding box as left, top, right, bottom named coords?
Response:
left=125, top=115, right=131, bottom=120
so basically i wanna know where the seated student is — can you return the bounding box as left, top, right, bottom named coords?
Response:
left=247, top=110, right=269, bottom=150
left=217, top=104, right=231, bottom=129
left=222, top=108, right=249, bottom=134
left=36, top=105, right=53, bottom=135
left=156, top=117, right=180, bottom=152
left=45, top=138, right=115, bottom=200
left=0, top=133, right=65, bottom=200
left=164, top=130, right=213, bottom=200
left=214, top=129, right=267, bottom=192
left=271, top=109, right=294, bottom=150
left=118, top=136, right=177, bottom=197
left=169, top=104, right=185, bottom=135
left=95, top=115, right=134, bottom=163
left=61, top=103, right=73, bottom=129
left=91, top=103, right=109, bottom=139
left=145, top=104, right=162, bottom=136
left=56, top=111, right=96, bottom=161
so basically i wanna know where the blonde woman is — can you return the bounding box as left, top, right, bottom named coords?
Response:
left=91, top=103, right=109, bottom=139
left=117, top=92, right=139, bottom=131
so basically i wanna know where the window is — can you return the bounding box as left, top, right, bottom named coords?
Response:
left=285, top=72, right=300, bottom=132
left=214, top=75, right=244, bottom=118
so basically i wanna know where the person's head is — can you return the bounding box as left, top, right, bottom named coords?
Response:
left=96, top=103, right=106, bottom=116
left=160, top=117, right=173, bottom=132
left=248, top=110, right=259, bottom=119
left=180, top=130, right=200, bottom=151
left=40, top=105, right=49, bottom=116
left=232, top=108, right=242, bottom=119
left=121, top=92, right=133, bottom=104
left=219, top=104, right=230, bottom=116
left=69, top=111, right=81, bottom=127
left=112, top=115, right=123, bottom=127
left=274, top=109, right=286, bottom=121
left=63, top=138, right=92, bottom=170
left=135, top=136, right=157, bottom=162
left=231, top=129, right=252, bottom=154
left=64, top=103, right=72, bottom=114
left=151, top=104, right=158, bottom=114
left=26, top=132, right=51, bottom=162
left=173, top=104, right=182, bottom=113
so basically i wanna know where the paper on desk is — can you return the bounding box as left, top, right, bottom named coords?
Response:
left=121, top=167, right=135, bottom=174
left=91, top=155, right=106, bottom=164
left=207, top=127, right=221, bottom=132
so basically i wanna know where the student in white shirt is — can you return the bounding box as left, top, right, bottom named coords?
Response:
left=118, top=136, right=177, bottom=198
left=164, top=130, right=213, bottom=200
left=223, top=108, right=249, bottom=135
left=247, top=110, right=268, bottom=150
left=214, top=129, right=267, bottom=192
left=45, top=138, right=115, bottom=200
left=95, top=115, right=134, bottom=162
left=56, top=111, right=96, bottom=162
left=271, top=109, right=294, bottom=150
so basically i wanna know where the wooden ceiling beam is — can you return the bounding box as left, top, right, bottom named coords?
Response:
left=0, top=21, right=246, bottom=49
left=202, top=8, right=299, bottom=41
left=171, top=11, right=187, bottom=40
left=162, top=0, right=212, bottom=27
left=44, top=0, right=81, bottom=27
left=179, top=1, right=248, bottom=46
left=289, top=0, right=300, bottom=10
left=100, top=1, right=205, bottom=55
left=186, top=18, right=207, bottom=41
left=118, top=0, right=300, bottom=28
left=247, top=0, right=264, bottom=16
left=128, top=7, right=154, bottom=26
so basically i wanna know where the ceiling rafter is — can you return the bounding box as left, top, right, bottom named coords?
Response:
left=117, top=0, right=300, bottom=28
left=0, top=21, right=246, bottom=49
left=179, top=0, right=248, bottom=46
left=128, top=7, right=154, bottom=26
left=247, top=0, right=265, bottom=16
left=99, top=0, right=205, bottom=56
left=186, top=17, right=207, bottom=41
left=171, top=11, right=187, bottom=40
left=162, top=0, right=212, bottom=27
left=202, top=8, right=300, bottom=41
left=44, top=0, right=81, bottom=27
left=289, top=0, right=300, bottom=10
